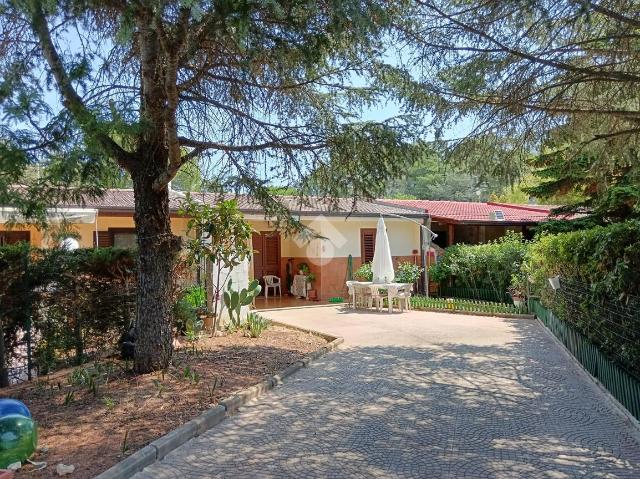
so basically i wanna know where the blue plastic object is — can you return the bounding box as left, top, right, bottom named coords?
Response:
left=0, top=400, right=37, bottom=468
left=0, top=400, right=31, bottom=419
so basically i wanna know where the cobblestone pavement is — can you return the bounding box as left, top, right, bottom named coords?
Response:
left=135, top=309, right=640, bottom=478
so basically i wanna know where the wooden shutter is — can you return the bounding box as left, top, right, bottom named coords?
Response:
left=1, top=231, right=30, bottom=245
left=95, top=231, right=113, bottom=248
left=360, top=228, right=376, bottom=263
left=263, top=234, right=280, bottom=268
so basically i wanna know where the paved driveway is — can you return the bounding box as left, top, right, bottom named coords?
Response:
left=136, top=307, right=640, bottom=478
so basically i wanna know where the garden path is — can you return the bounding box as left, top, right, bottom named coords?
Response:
left=135, top=307, right=640, bottom=478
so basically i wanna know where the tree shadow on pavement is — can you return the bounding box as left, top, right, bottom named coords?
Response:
left=136, top=319, right=640, bottom=479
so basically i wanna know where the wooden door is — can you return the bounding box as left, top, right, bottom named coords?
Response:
left=252, top=232, right=281, bottom=289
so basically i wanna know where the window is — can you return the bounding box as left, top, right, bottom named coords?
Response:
left=0, top=231, right=30, bottom=245
left=94, top=228, right=137, bottom=248
left=490, top=210, right=505, bottom=221
left=113, top=231, right=137, bottom=249
left=360, top=228, right=376, bottom=263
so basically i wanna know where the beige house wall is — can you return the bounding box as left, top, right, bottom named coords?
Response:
left=2, top=211, right=423, bottom=301
left=245, top=216, right=422, bottom=300
left=0, top=215, right=192, bottom=248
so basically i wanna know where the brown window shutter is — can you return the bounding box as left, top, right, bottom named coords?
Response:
left=2, top=231, right=30, bottom=245
left=95, top=231, right=113, bottom=248
left=263, top=234, right=280, bottom=267
left=360, top=228, right=376, bottom=263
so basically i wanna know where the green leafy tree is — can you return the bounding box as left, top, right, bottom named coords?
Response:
left=1, top=1, right=419, bottom=372
left=525, top=143, right=640, bottom=230
left=172, top=161, right=203, bottom=192
left=393, top=0, right=640, bottom=174
left=181, top=195, right=254, bottom=333
left=386, top=152, right=505, bottom=201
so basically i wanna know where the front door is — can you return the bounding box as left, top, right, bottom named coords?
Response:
left=252, top=232, right=281, bottom=292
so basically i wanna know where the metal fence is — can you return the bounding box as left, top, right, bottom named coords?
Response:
left=3, top=288, right=136, bottom=385
left=531, top=299, right=640, bottom=421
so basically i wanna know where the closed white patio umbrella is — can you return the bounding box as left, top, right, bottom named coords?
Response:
left=372, top=216, right=394, bottom=283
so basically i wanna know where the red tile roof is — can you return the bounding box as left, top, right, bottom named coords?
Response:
left=379, top=199, right=566, bottom=224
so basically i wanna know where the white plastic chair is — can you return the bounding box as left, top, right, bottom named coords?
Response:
left=392, top=284, right=413, bottom=312
left=346, top=281, right=356, bottom=308
left=263, top=275, right=281, bottom=297
left=370, top=284, right=386, bottom=312
left=353, top=283, right=372, bottom=309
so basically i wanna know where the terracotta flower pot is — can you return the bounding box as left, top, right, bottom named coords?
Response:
left=307, top=289, right=318, bottom=301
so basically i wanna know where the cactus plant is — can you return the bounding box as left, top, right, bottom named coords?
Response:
left=223, top=279, right=262, bottom=328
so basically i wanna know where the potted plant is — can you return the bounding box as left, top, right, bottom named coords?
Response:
left=297, top=262, right=310, bottom=276
left=508, top=272, right=527, bottom=306
left=306, top=272, right=318, bottom=300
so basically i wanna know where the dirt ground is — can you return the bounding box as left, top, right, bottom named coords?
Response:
left=1, top=326, right=326, bottom=478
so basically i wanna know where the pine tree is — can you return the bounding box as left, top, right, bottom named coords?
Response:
left=1, top=0, right=419, bottom=372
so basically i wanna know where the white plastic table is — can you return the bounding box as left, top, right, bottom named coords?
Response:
left=348, top=281, right=413, bottom=313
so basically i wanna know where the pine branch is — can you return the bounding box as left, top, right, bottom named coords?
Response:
left=27, top=0, right=134, bottom=170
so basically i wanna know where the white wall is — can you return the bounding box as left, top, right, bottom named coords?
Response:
left=246, top=215, right=421, bottom=259
left=297, top=217, right=420, bottom=259
left=210, top=259, right=250, bottom=324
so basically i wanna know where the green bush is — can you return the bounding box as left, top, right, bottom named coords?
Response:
left=354, top=262, right=373, bottom=281
left=0, top=245, right=137, bottom=377
left=524, top=221, right=640, bottom=375
left=525, top=221, right=640, bottom=301
left=429, top=232, right=528, bottom=299
left=173, top=285, right=206, bottom=335
left=394, top=262, right=423, bottom=284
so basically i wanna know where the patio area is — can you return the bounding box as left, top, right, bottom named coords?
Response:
left=254, top=296, right=334, bottom=310
left=135, top=307, right=640, bottom=478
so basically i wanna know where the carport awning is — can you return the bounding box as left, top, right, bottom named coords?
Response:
left=0, top=207, right=98, bottom=224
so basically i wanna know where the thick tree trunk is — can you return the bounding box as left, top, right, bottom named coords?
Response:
left=131, top=172, right=181, bottom=374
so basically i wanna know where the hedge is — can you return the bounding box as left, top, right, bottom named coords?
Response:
left=429, top=232, right=527, bottom=301
left=524, top=221, right=640, bottom=377
left=0, top=246, right=137, bottom=383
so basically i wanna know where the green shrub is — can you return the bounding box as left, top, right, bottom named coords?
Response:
left=354, top=262, right=373, bottom=281
left=525, top=221, right=640, bottom=301
left=244, top=312, right=270, bottom=338
left=429, top=232, right=527, bottom=299
left=394, top=262, right=423, bottom=284
left=524, top=221, right=640, bottom=375
left=173, top=285, right=206, bottom=334
left=355, top=261, right=423, bottom=284
left=173, top=296, right=198, bottom=335
left=0, top=245, right=137, bottom=377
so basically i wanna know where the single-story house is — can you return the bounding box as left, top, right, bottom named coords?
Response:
left=380, top=199, right=561, bottom=248
left=1, top=189, right=427, bottom=301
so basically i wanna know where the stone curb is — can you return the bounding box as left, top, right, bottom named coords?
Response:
left=534, top=317, right=640, bottom=441
left=257, top=303, right=340, bottom=312
left=268, top=320, right=339, bottom=342
left=93, top=446, right=157, bottom=479
left=95, top=326, right=342, bottom=479
left=413, top=307, right=534, bottom=320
